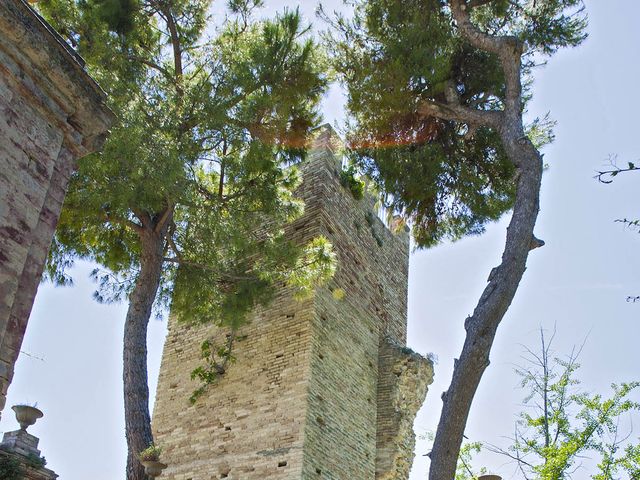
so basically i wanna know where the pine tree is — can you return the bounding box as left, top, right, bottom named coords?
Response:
left=39, top=1, right=333, bottom=478
left=325, top=1, right=587, bottom=478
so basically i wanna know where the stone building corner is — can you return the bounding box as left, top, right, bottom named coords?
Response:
left=0, top=0, right=114, bottom=421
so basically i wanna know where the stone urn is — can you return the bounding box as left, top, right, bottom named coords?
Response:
left=12, top=405, right=43, bottom=431
left=478, top=476, right=502, bottom=480
left=141, top=460, right=167, bottom=478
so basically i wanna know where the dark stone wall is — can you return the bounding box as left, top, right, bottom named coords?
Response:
left=0, top=0, right=113, bottom=418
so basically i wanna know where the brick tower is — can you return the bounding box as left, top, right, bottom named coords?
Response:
left=152, top=125, right=433, bottom=480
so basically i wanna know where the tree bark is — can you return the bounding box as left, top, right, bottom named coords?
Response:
left=427, top=1, right=545, bottom=479
left=124, top=226, right=167, bottom=480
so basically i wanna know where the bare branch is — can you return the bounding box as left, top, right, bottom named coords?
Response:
left=484, top=443, right=535, bottom=468
left=417, top=98, right=503, bottom=129
left=595, top=155, right=639, bottom=184
left=126, top=55, right=172, bottom=80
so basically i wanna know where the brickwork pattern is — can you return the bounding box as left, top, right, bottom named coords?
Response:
left=152, top=126, right=433, bottom=479
left=0, top=0, right=113, bottom=418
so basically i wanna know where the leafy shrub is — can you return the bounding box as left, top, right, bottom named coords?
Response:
left=139, top=444, right=162, bottom=462
left=339, top=165, right=365, bottom=200
left=0, top=454, right=24, bottom=480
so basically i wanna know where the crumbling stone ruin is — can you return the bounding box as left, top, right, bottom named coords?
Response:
left=153, top=126, right=434, bottom=479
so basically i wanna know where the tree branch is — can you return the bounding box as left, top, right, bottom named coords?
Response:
left=417, top=98, right=503, bottom=129
left=467, top=0, right=496, bottom=8
left=428, top=8, right=544, bottom=480
left=126, top=55, right=172, bottom=80
left=154, top=203, right=174, bottom=234
left=449, top=0, right=524, bottom=115
left=105, top=212, right=144, bottom=234
left=595, top=156, right=639, bottom=184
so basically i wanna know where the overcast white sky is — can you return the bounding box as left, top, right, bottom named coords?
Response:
left=2, top=1, right=639, bottom=479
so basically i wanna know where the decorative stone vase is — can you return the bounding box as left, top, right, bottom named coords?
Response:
left=11, top=405, right=43, bottom=431
left=478, top=476, right=502, bottom=480
left=141, top=460, right=167, bottom=478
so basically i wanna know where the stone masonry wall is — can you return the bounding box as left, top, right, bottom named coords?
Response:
left=375, top=340, right=433, bottom=480
left=152, top=150, right=327, bottom=479
left=152, top=126, right=433, bottom=479
left=299, top=131, right=429, bottom=480
left=0, top=0, right=114, bottom=418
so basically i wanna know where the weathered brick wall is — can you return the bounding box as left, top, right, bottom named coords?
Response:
left=152, top=126, right=433, bottom=479
left=375, top=340, right=433, bottom=480
left=0, top=0, right=114, bottom=418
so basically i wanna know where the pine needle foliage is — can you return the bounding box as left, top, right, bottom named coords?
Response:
left=324, top=0, right=587, bottom=247
left=39, top=0, right=334, bottom=337
left=37, top=1, right=334, bottom=477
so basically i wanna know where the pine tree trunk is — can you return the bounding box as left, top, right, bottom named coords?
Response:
left=124, top=227, right=166, bottom=480
left=428, top=121, right=543, bottom=479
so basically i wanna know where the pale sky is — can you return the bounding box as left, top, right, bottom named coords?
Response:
left=2, top=1, right=639, bottom=479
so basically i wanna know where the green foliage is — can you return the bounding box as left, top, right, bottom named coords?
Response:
left=38, top=3, right=335, bottom=467
left=454, top=442, right=487, bottom=480
left=25, top=454, right=46, bottom=469
left=90, top=0, right=139, bottom=35
left=324, top=0, right=587, bottom=247
left=187, top=236, right=335, bottom=402
left=138, top=444, right=162, bottom=462
left=515, top=359, right=640, bottom=480
left=419, top=433, right=486, bottom=480
left=189, top=335, right=238, bottom=403
left=38, top=1, right=333, bottom=323
left=339, top=164, right=365, bottom=200
left=0, top=454, right=24, bottom=480
left=456, top=331, right=640, bottom=479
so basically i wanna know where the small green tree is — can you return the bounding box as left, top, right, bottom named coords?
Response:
left=39, top=1, right=333, bottom=479
left=508, top=331, right=640, bottom=480
left=455, top=330, right=640, bottom=480
left=324, top=1, right=587, bottom=477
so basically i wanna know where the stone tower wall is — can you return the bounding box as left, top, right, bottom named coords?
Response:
left=152, top=127, right=433, bottom=480
left=297, top=132, right=415, bottom=480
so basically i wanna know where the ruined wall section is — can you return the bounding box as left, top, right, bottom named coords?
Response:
left=152, top=126, right=432, bottom=479
left=375, top=340, right=433, bottom=480
left=0, top=0, right=113, bottom=418
left=298, top=130, right=414, bottom=479
left=152, top=144, right=330, bottom=479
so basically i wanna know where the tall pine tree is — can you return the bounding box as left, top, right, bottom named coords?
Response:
left=325, top=0, right=587, bottom=478
left=39, top=1, right=334, bottom=478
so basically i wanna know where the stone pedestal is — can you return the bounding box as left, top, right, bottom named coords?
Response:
left=0, top=429, right=57, bottom=479
left=2, top=429, right=42, bottom=457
